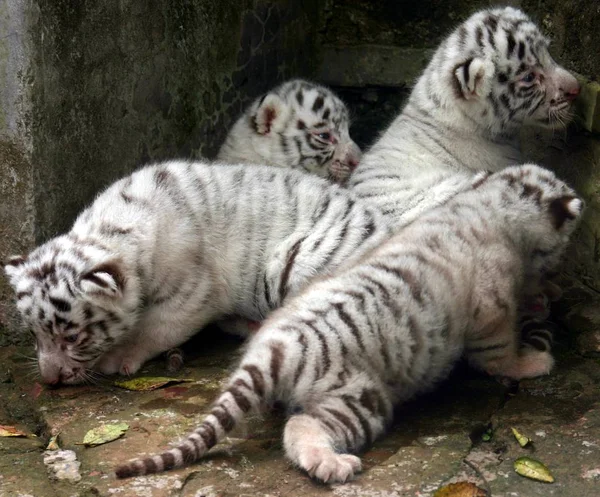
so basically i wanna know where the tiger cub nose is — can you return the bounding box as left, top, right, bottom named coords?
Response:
left=563, top=81, right=581, bottom=101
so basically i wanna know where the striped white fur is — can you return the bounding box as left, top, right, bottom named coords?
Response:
left=218, top=79, right=361, bottom=183
left=349, top=7, right=580, bottom=223
left=4, top=161, right=391, bottom=384
left=115, top=164, right=582, bottom=482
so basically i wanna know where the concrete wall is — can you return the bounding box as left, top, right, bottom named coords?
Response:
left=2, top=0, right=600, bottom=346
left=0, top=0, right=321, bottom=344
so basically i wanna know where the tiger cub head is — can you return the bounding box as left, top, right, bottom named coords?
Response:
left=419, top=7, right=580, bottom=136
left=4, top=237, right=136, bottom=385
left=218, top=79, right=361, bottom=183
left=475, top=164, right=583, bottom=283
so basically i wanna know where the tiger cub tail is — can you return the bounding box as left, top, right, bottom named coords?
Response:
left=115, top=345, right=278, bottom=478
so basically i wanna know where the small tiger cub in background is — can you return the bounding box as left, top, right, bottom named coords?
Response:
left=218, top=79, right=361, bottom=184
left=115, top=164, right=582, bottom=482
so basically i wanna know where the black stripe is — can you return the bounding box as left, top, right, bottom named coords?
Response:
left=293, top=333, right=308, bottom=384
left=227, top=386, right=252, bottom=413
left=162, top=452, right=176, bottom=470
left=506, top=31, right=516, bottom=56
left=270, top=342, right=284, bottom=385
left=518, top=41, right=525, bottom=60
left=198, top=423, right=216, bottom=447
left=333, top=302, right=364, bottom=350
left=306, top=322, right=331, bottom=376
left=242, top=365, right=266, bottom=396
left=312, top=95, right=324, bottom=112
left=324, top=407, right=359, bottom=443
left=343, top=395, right=373, bottom=445
left=278, top=238, right=304, bottom=303
left=212, top=405, right=235, bottom=431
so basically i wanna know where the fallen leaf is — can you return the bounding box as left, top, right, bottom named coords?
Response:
left=514, top=456, right=554, bottom=483
left=81, top=423, right=129, bottom=447
left=114, top=376, right=193, bottom=391
left=434, top=481, right=487, bottom=497
left=46, top=434, right=61, bottom=450
left=511, top=427, right=532, bottom=447
left=0, top=425, right=28, bottom=437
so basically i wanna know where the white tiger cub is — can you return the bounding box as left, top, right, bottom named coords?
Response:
left=115, top=164, right=583, bottom=482
left=218, top=79, right=361, bottom=183
left=4, top=161, right=390, bottom=385
left=349, top=6, right=580, bottom=223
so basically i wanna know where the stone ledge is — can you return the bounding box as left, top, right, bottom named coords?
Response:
left=574, top=74, right=600, bottom=134
left=317, top=44, right=433, bottom=88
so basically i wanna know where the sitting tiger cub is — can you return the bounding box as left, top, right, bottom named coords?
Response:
left=115, top=164, right=583, bottom=483
left=218, top=79, right=361, bottom=183
left=350, top=6, right=580, bottom=223
left=349, top=6, right=581, bottom=347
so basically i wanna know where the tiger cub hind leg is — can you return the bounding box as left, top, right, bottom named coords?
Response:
left=165, top=347, right=185, bottom=373
left=284, top=388, right=391, bottom=483
left=284, top=414, right=362, bottom=483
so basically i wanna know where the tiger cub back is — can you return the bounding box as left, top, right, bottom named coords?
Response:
left=115, top=164, right=582, bottom=482
left=218, top=79, right=361, bottom=183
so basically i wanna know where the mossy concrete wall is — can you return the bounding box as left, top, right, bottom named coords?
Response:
left=0, top=0, right=321, bottom=344
left=2, top=0, right=600, bottom=346
left=0, top=1, right=35, bottom=344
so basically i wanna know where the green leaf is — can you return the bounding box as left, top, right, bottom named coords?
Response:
left=511, top=427, right=531, bottom=448
left=114, top=376, right=193, bottom=391
left=82, top=423, right=129, bottom=447
left=514, top=456, right=554, bottom=483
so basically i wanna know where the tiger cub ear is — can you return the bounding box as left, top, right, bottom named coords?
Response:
left=80, top=261, right=126, bottom=298
left=253, top=93, right=290, bottom=135
left=549, top=196, right=584, bottom=230
left=4, top=255, right=27, bottom=284
left=454, top=57, right=495, bottom=100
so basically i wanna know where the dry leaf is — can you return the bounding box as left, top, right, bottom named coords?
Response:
left=511, top=427, right=531, bottom=447
left=434, top=481, right=487, bottom=497
left=514, top=456, right=554, bottom=483
left=81, top=423, right=129, bottom=447
left=46, top=434, right=61, bottom=450
left=0, top=425, right=28, bottom=437
left=114, top=376, right=193, bottom=391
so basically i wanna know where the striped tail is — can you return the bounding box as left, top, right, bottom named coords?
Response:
left=114, top=362, right=270, bottom=478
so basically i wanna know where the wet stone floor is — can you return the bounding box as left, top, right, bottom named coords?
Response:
left=0, top=326, right=599, bottom=497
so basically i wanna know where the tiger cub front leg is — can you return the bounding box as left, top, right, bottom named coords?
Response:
left=467, top=307, right=554, bottom=380
left=97, top=309, right=214, bottom=376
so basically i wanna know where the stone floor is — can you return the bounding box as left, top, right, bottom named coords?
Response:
left=0, top=325, right=599, bottom=497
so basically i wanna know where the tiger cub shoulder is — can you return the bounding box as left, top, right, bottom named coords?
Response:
left=218, top=79, right=361, bottom=183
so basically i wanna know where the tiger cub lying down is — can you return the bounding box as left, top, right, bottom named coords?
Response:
left=4, top=162, right=391, bottom=384
left=116, top=164, right=582, bottom=482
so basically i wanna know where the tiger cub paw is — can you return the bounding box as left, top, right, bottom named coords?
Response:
left=507, top=350, right=555, bottom=380
left=298, top=448, right=362, bottom=483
